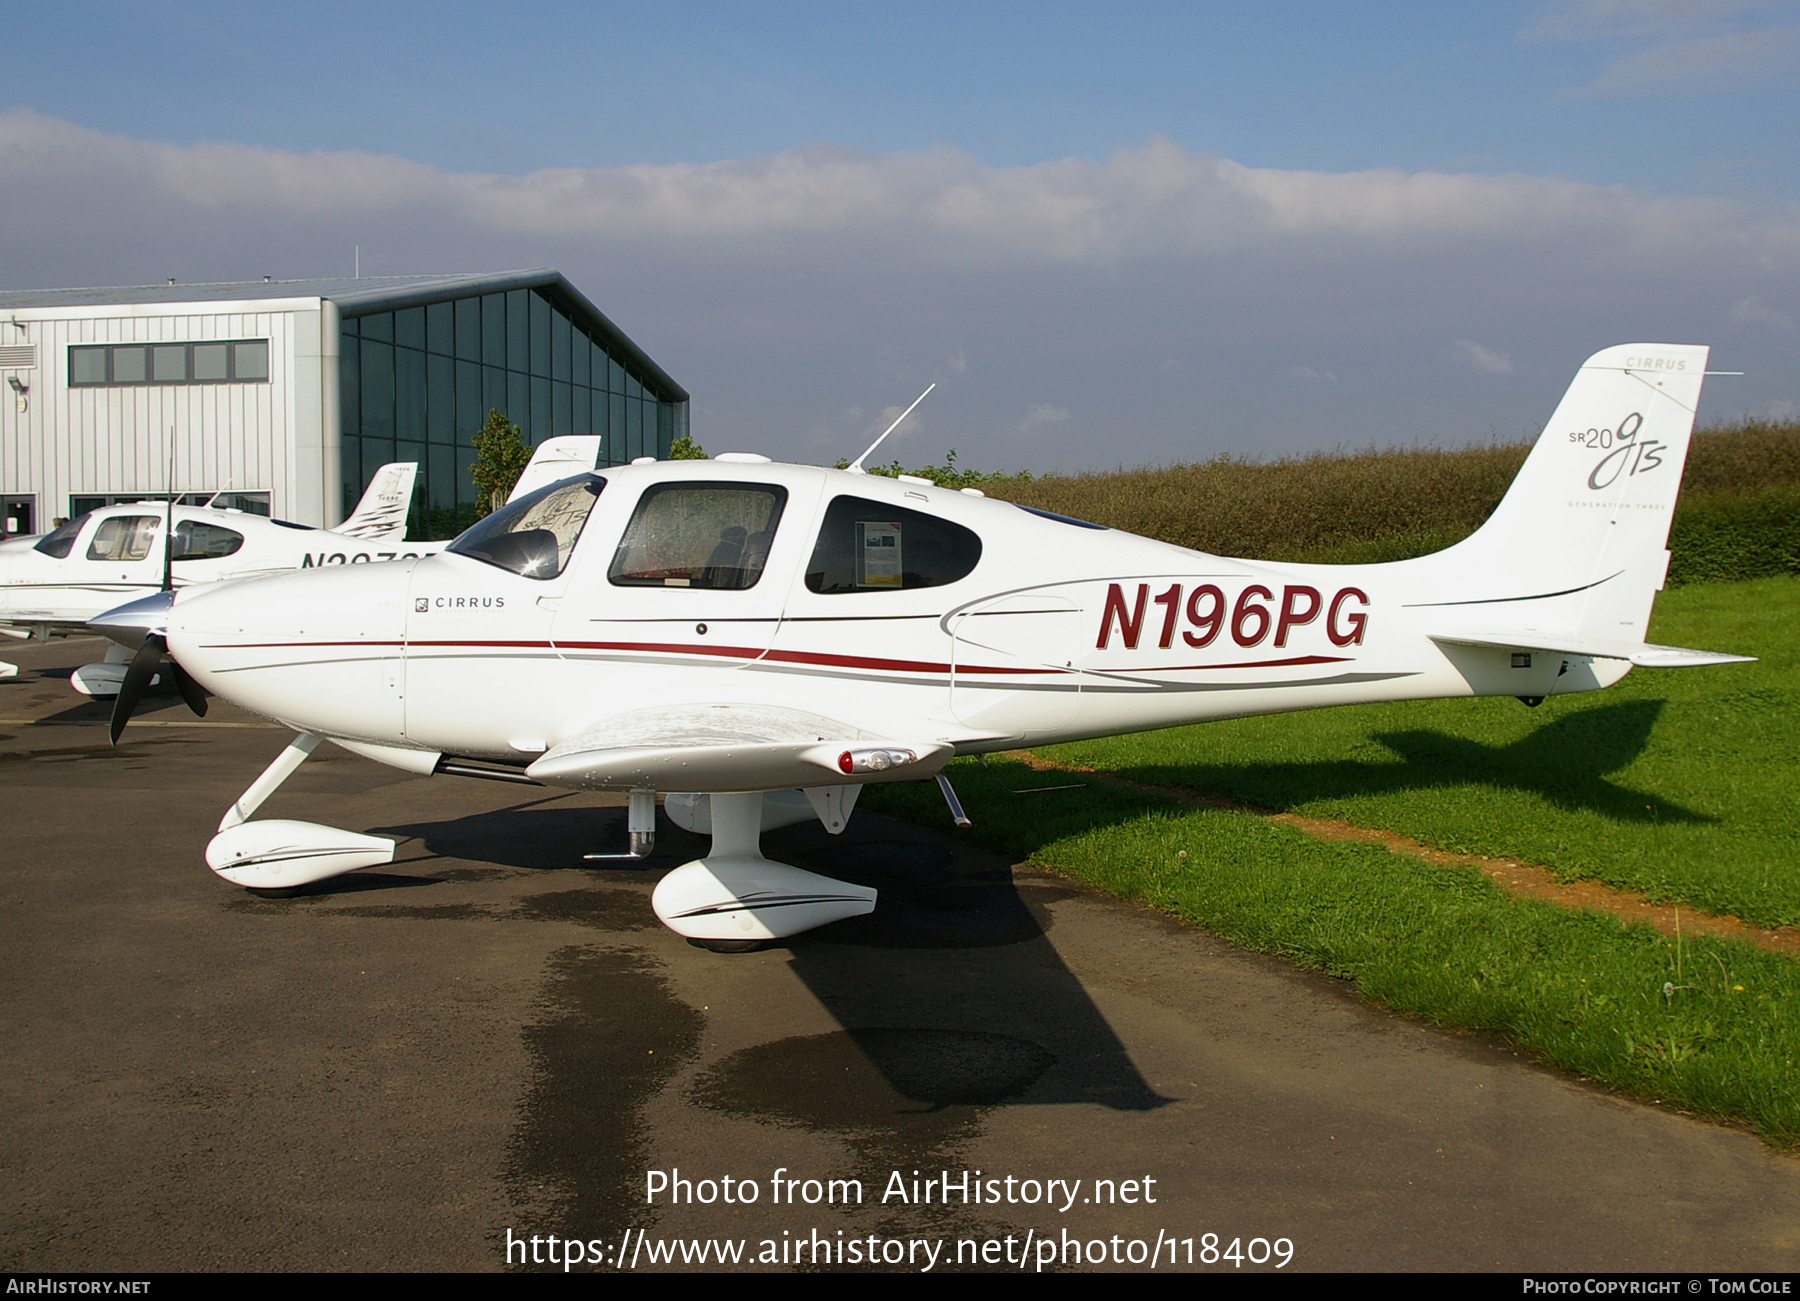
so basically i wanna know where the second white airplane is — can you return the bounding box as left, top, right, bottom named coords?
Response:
left=90, top=344, right=1751, bottom=948
left=0, top=463, right=434, bottom=690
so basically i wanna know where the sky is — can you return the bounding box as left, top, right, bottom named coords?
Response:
left=2, top=0, right=1797, bottom=471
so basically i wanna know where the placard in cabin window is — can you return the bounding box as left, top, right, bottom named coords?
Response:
left=856, top=520, right=903, bottom=588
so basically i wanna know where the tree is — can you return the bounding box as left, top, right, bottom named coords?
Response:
left=470, top=409, right=532, bottom=516
left=668, top=433, right=707, bottom=460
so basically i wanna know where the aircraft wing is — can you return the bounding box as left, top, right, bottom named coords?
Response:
left=524, top=702, right=954, bottom=791
left=1430, top=631, right=1755, bottom=667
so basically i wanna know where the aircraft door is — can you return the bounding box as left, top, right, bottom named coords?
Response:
left=951, top=590, right=1082, bottom=731
left=552, top=477, right=814, bottom=677
left=65, top=512, right=169, bottom=617
left=770, top=492, right=984, bottom=724
left=404, top=476, right=600, bottom=754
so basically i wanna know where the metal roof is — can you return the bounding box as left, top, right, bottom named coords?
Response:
left=0, top=269, right=687, bottom=402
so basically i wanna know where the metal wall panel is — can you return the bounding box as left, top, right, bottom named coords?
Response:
left=0, top=300, right=325, bottom=529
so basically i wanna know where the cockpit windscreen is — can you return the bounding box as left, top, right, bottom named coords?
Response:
left=448, top=475, right=603, bottom=580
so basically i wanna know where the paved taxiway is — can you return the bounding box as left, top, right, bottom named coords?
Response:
left=5, top=637, right=1800, bottom=1272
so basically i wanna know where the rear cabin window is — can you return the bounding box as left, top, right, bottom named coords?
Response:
left=447, top=475, right=603, bottom=580
left=609, top=482, right=787, bottom=590
left=86, top=516, right=160, bottom=562
left=34, top=513, right=92, bottom=559
left=172, top=521, right=244, bottom=560
left=805, top=496, right=982, bottom=594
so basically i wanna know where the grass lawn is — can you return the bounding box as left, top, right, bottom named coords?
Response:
left=859, top=575, right=1800, bottom=1146
left=1038, top=575, right=1800, bottom=930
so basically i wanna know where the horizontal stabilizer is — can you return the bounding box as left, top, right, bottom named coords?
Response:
left=526, top=703, right=951, bottom=791
left=1431, top=631, right=1754, bottom=667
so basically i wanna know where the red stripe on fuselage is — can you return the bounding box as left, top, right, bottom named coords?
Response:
left=1094, top=653, right=1353, bottom=672
left=196, top=639, right=1354, bottom=677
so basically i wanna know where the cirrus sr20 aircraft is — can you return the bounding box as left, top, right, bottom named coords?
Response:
left=90, top=344, right=1751, bottom=951
left=0, top=462, right=432, bottom=691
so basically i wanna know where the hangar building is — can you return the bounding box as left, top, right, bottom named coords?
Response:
left=0, top=270, right=689, bottom=539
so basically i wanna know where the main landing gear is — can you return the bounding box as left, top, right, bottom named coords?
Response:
left=651, top=791, right=876, bottom=949
left=203, top=741, right=889, bottom=947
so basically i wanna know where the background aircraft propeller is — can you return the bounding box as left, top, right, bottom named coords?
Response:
left=96, top=468, right=210, bottom=743
left=108, top=632, right=206, bottom=744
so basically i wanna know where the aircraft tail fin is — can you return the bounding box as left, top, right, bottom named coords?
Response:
left=336, top=462, right=418, bottom=540
left=1436, top=344, right=1708, bottom=648
left=507, top=436, right=603, bottom=505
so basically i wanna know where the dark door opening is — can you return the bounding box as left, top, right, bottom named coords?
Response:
left=2, top=496, right=33, bottom=539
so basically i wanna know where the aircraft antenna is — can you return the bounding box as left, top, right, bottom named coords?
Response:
left=847, top=383, right=935, bottom=474
left=163, top=431, right=177, bottom=592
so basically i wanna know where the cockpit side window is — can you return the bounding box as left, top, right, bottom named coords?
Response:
left=447, top=474, right=603, bottom=580
left=609, top=482, right=788, bottom=590
left=172, top=521, right=244, bottom=561
left=805, top=495, right=982, bottom=594
left=34, top=513, right=92, bottom=559
left=86, top=516, right=160, bottom=562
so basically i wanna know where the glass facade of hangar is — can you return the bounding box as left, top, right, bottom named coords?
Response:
left=339, top=287, right=684, bottom=540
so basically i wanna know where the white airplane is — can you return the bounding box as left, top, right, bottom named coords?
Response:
left=89, top=344, right=1750, bottom=951
left=0, top=463, right=431, bottom=690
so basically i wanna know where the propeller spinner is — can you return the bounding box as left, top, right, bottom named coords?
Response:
left=87, top=590, right=207, bottom=742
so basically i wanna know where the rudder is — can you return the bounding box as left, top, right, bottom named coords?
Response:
left=1440, top=343, right=1708, bottom=645
left=337, top=462, right=418, bottom=541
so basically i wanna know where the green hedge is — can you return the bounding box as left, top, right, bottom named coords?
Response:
left=1666, top=485, right=1800, bottom=586
left=968, top=421, right=1800, bottom=585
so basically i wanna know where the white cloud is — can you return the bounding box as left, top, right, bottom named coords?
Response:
left=1586, top=26, right=1800, bottom=92
left=1525, top=1, right=1788, bottom=43
left=1, top=110, right=1796, bottom=469
left=862, top=403, right=923, bottom=448
left=1017, top=404, right=1071, bottom=432
left=1526, top=1, right=1800, bottom=94
left=1289, top=365, right=1339, bottom=382
left=1454, top=341, right=1516, bottom=374
left=0, top=110, right=1783, bottom=277
left=1730, top=295, right=1794, bottom=328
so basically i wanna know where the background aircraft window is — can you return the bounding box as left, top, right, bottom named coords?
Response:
left=447, top=474, right=603, bottom=580
left=610, top=482, right=787, bottom=590
left=85, top=516, right=160, bottom=562
left=33, top=513, right=91, bottom=559
left=805, top=495, right=983, bottom=594
left=171, top=521, right=244, bottom=561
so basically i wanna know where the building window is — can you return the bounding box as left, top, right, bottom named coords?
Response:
left=69, top=492, right=271, bottom=517
left=68, top=340, right=270, bottom=387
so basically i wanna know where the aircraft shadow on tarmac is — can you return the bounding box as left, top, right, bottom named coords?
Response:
left=375, top=797, right=1168, bottom=1141
left=1115, top=698, right=1709, bottom=825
